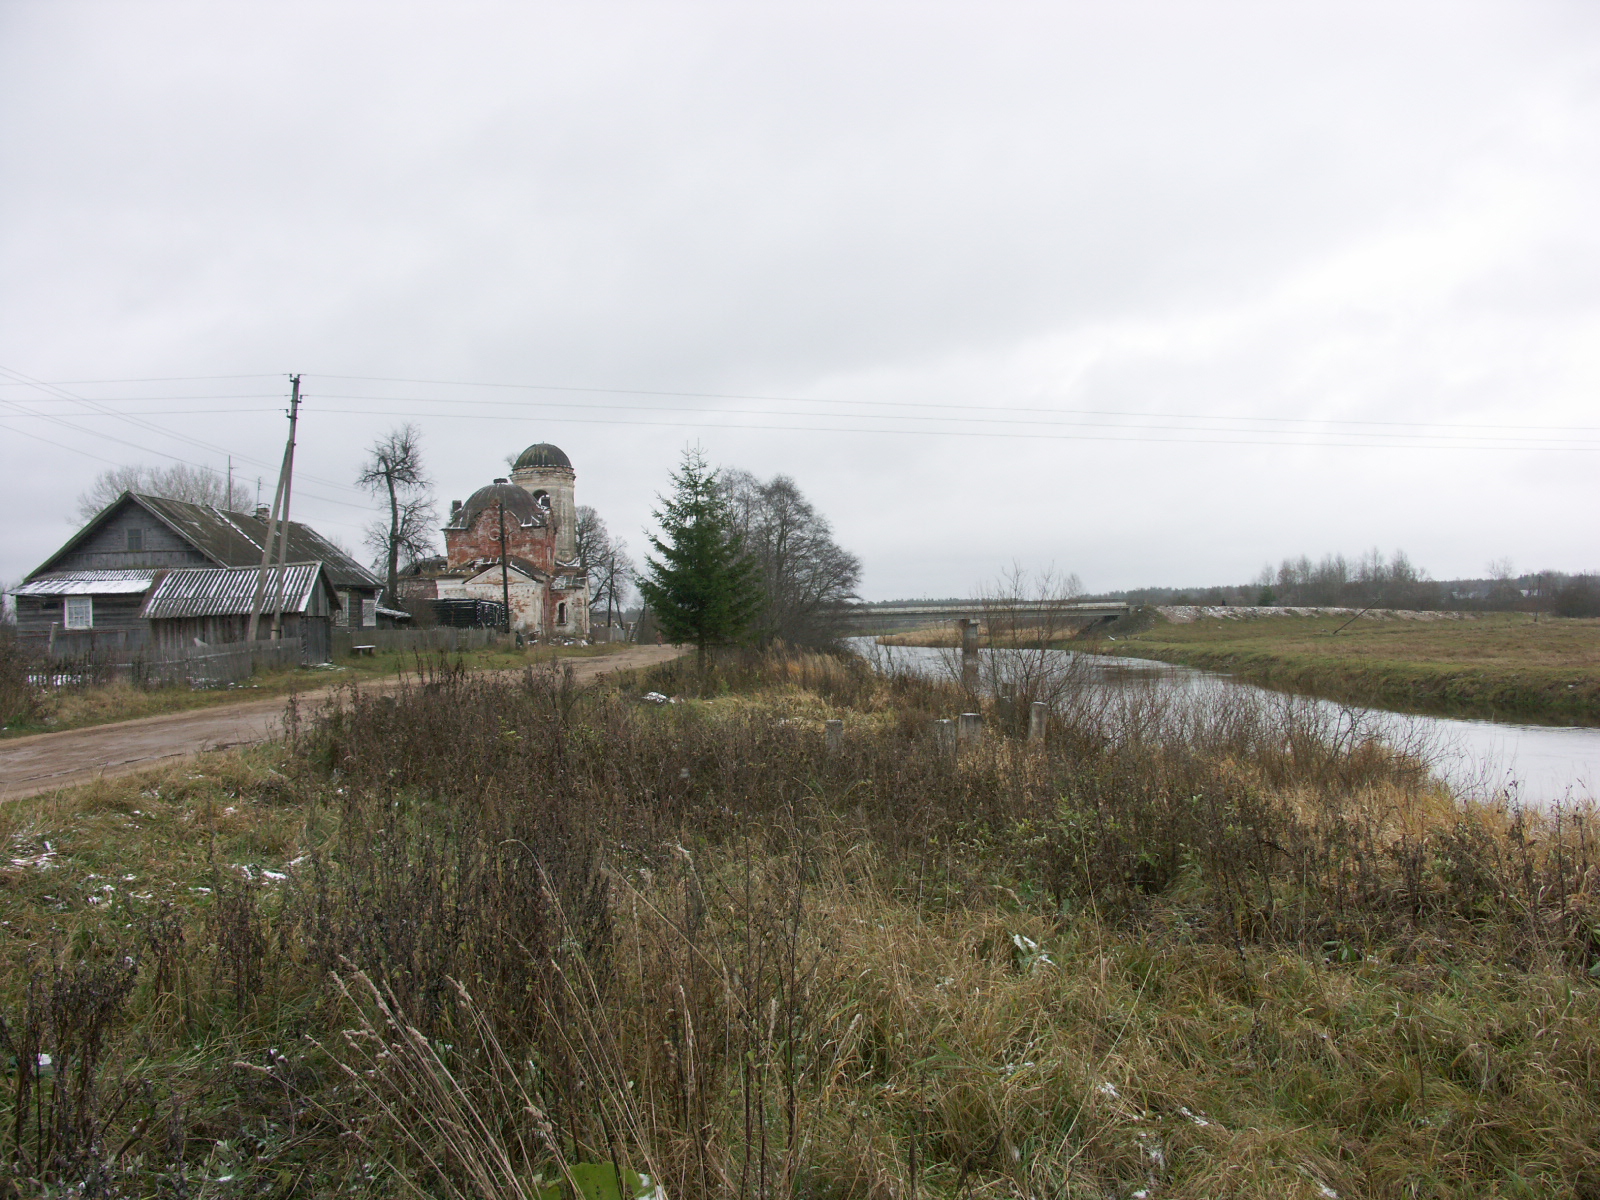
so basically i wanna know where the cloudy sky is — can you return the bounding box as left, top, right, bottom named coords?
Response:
left=2, top=2, right=1597, bottom=599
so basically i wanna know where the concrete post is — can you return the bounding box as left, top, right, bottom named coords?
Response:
left=959, top=618, right=980, bottom=690
left=825, top=718, right=843, bottom=754
left=931, top=718, right=956, bottom=752
left=1029, top=701, right=1047, bottom=743
left=958, top=711, right=982, bottom=745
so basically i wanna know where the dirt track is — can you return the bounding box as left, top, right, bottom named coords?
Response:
left=0, top=645, right=685, bottom=802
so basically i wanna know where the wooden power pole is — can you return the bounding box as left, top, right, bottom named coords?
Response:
left=247, top=375, right=301, bottom=642
left=498, top=497, right=512, bottom=636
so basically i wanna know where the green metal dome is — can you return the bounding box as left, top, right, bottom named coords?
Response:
left=513, top=442, right=572, bottom=471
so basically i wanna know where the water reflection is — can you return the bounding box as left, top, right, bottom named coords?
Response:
left=849, top=638, right=1599, bottom=804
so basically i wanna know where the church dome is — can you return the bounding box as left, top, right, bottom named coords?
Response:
left=459, top=480, right=542, bottom=529
left=513, top=442, right=572, bottom=471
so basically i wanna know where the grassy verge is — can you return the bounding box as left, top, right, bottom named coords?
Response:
left=3, top=651, right=1600, bottom=1196
left=0, top=640, right=636, bottom=738
left=1107, top=613, right=1600, bottom=726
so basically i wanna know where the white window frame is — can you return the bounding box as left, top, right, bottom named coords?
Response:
left=362, top=597, right=377, bottom=628
left=64, top=595, right=93, bottom=629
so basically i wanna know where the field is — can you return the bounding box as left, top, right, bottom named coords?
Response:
left=1109, top=612, right=1600, bottom=725
left=3, top=649, right=1600, bottom=1197
left=0, top=640, right=635, bottom=738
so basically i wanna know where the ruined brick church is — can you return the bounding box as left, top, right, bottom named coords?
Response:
left=401, top=442, right=590, bottom=638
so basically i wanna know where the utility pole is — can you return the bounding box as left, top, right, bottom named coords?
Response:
left=498, top=497, right=512, bottom=637
left=247, top=375, right=301, bottom=642
left=268, top=377, right=302, bottom=639
left=226, top=456, right=233, bottom=511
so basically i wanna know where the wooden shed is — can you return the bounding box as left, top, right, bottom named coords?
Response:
left=140, top=562, right=339, bottom=662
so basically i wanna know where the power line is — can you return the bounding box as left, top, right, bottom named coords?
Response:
left=0, top=374, right=283, bottom=385
left=307, top=371, right=1600, bottom=435
left=19, top=397, right=1595, bottom=447
left=0, top=394, right=374, bottom=512
left=0, top=366, right=371, bottom=499
left=299, top=391, right=1600, bottom=448
left=290, top=404, right=1600, bottom=452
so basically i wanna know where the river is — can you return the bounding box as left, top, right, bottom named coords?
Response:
left=848, top=638, right=1600, bottom=804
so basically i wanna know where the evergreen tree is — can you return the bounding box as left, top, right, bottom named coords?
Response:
left=638, top=447, right=762, bottom=674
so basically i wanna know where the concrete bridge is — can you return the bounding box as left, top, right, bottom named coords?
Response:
left=841, top=600, right=1132, bottom=682
left=842, top=600, right=1130, bottom=634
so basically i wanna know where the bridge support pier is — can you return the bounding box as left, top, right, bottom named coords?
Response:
left=958, top=618, right=980, bottom=689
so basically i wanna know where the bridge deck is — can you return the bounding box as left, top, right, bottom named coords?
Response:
left=844, top=601, right=1129, bottom=621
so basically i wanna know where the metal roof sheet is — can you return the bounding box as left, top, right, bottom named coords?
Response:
left=11, top=570, right=157, bottom=597
left=28, top=493, right=381, bottom=591
left=140, top=562, right=325, bottom=619
left=134, top=496, right=380, bottom=589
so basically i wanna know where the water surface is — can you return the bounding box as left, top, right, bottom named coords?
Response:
left=849, top=638, right=1599, bottom=804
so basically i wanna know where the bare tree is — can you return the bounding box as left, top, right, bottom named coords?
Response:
left=75, top=462, right=228, bottom=521
left=574, top=505, right=634, bottom=628
left=357, top=424, right=436, bottom=604
left=936, top=564, right=1093, bottom=736
left=721, top=470, right=862, bottom=647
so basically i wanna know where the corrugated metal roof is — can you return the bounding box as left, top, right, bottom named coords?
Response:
left=11, top=570, right=157, bottom=597
left=134, top=496, right=380, bottom=589
left=140, top=562, right=324, bottom=619
left=28, top=493, right=381, bottom=591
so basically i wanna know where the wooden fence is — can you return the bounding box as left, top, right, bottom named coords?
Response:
left=28, top=637, right=306, bottom=689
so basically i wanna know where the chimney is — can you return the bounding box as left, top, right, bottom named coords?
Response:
left=450, top=499, right=462, bottom=515
left=255, top=505, right=270, bottom=520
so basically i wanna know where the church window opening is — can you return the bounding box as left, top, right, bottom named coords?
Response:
left=533, top=490, right=551, bottom=510
left=558, top=601, right=567, bottom=626
left=64, top=596, right=92, bottom=629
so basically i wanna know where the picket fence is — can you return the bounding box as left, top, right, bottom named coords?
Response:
left=29, top=637, right=306, bottom=689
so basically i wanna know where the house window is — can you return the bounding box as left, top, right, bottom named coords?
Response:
left=126, top=528, right=143, bottom=551
left=362, top=597, right=377, bottom=628
left=64, top=595, right=92, bottom=629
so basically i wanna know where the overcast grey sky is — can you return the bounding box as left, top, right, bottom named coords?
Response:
left=3, top=2, right=1597, bottom=599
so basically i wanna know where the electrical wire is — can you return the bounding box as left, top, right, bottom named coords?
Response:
left=297, top=391, right=1600, bottom=448
left=306, top=371, right=1600, bottom=435
left=290, top=404, right=1597, bottom=451
left=0, top=366, right=372, bottom=500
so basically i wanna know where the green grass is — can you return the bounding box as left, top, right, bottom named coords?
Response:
left=1106, top=612, right=1600, bottom=725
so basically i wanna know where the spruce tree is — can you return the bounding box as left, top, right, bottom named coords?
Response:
left=638, top=447, right=762, bottom=675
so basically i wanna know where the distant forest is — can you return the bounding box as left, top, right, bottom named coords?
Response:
left=856, top=554, right=1600, bottom=618
left=1112, top=552, right=1600, bottom=618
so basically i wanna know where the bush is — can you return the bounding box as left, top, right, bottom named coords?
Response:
left=0, top=627, right=43, bottom=730
left=1554, top=574, right=1600, bottom=618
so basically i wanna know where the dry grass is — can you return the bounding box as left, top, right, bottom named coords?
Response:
left=1112, top=613, right=1600, bottom=725
left=0, top=639, right=637, bottom=739
left=2, top=650, right=1599, bottom=1196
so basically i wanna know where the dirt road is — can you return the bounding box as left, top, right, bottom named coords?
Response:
left=0, top=645, right=685, bottom=802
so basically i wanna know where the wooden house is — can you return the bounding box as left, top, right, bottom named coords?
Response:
left=9, top=492, right=382, bottom=654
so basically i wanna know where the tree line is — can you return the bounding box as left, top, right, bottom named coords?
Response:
left=1120, top=551, right=1600, bottom=618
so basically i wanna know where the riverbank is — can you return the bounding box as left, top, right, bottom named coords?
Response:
left=4, top=649, right=1600, bottom=1195
left=1105, top=611, right=1600, bottom=726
